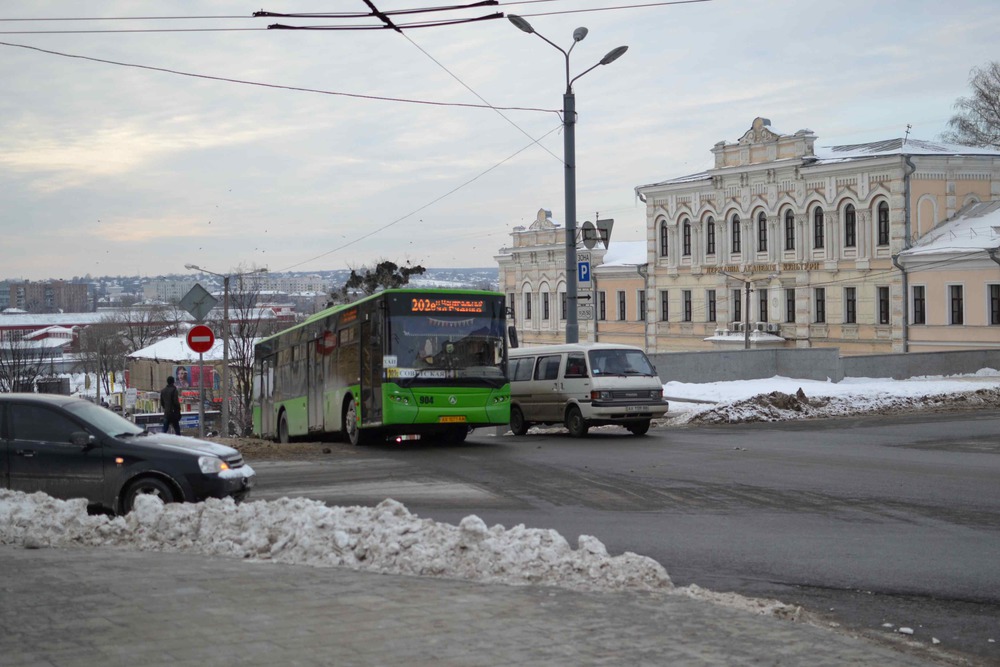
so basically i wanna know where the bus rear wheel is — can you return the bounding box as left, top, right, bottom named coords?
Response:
left=278, top=411, right=289, bottom=444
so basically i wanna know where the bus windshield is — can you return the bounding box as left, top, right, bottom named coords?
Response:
left=385, top=293, right=506, bottom=386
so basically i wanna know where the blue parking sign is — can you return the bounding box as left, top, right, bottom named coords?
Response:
left=578, top=261, right=591, bottom=283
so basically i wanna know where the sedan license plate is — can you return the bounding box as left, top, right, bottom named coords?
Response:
left=439, top=416, right=467, bottom=423
left=625, top=406, right=646, bottom=412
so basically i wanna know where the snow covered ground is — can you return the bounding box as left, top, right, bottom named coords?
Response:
left=3, top=369, right=999, bottom=617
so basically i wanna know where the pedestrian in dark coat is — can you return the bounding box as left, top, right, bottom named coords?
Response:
left=160, top=376, right=182, bottom=435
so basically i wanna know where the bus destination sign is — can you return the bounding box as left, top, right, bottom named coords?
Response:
left=410, top=297, right=486, bottom=314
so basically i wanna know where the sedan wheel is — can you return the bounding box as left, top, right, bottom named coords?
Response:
left=124, top=477, right=175, bottom=513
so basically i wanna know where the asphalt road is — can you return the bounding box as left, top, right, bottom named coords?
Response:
left=251, top=411, right=1000, bottom=665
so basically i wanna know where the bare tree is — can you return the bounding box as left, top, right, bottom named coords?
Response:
left=104, top=304, right=176, bottom=352
left=330, top=259, right=426, bottom=304
left=76, top=322, right=129, bottom=404
left=207, top=264, right=277, bottom=435
left=0, top=335, right=49, bottom=392
left=943, top=61, right=1000, bottom=149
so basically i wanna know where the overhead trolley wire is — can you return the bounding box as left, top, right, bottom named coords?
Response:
left=0, top=40, right=558, bottom=114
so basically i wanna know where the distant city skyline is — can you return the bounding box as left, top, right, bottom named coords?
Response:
left=2, top=0, right=996, bottom=279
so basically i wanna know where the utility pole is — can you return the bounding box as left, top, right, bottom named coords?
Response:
left=744, top=281, right=752, bottom=350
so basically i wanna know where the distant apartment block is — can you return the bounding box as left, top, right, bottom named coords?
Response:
left=260, top=274, right=328, bottom=293
left=0, top=280, right=90, bottom=313
left=143, top=279, right=199, bottom=303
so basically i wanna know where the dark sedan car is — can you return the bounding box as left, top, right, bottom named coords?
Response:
left=0, top=393, right=255, bottom=514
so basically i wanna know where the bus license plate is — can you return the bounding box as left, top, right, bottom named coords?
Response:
left=439, top=416, right=467, bottom=423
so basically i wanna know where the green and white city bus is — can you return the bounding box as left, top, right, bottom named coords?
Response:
left=253, top=289, right=510, bottom=445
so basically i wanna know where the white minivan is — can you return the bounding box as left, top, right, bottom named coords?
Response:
left=507, top=343, right=669, bottom=437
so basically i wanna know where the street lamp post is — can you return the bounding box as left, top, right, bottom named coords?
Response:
left=185, top=264, right=267, bottom=436
left=508, top=15, right=627, bottom=344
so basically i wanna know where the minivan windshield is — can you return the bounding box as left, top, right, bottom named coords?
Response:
left=588, top=348, right=656, bottom=377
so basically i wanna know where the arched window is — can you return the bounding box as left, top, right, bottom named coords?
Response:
left=784, top=209, right=795, bottom=251
left=813, top=206, right=825, bottom=249
left=757, top=211, right=768, bottom=252
left=844, top=203, right=857, bottom=248
left=877, top=201, right=890, bottom=246
left=731, top=214, right=742, bottom=254
left=705, top=217, right=716, bottom=255
left=682, top=219, right=692, bottom=256
left=659, top=220, right=668, bottom=257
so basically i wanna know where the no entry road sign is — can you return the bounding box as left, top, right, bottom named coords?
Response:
left=186, top=324, right=215, bottom=354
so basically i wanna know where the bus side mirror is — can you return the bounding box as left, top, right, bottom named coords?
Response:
left=507, top=326, right=519, bottom=349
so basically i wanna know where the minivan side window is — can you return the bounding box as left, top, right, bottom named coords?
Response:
left=12, top=405, right=80, bottom=443
left=534, top=355, right=561, bottom=381
left=564, top=353, right=588, bottom=378
left=510, top=357, right=534, bottom=382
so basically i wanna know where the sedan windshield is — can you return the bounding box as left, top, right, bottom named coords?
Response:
left=65, top=401, right=145, bottom=437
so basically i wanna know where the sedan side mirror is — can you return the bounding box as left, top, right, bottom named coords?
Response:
left=71, top=431, right=96, bottom=447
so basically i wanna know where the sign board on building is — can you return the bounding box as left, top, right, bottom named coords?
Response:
left=179, top=284, right=218, bottom=322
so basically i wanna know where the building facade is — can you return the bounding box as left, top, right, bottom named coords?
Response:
left=496, top=209, right=651, bottom=347
left=635, top=118, right=1000, bottom=354
left=896, top=201, right=1000, bottom=351
left=1, top=280, right=90, bottom=314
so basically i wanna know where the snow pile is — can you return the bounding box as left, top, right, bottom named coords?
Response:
left=0, top=491, right=670, bottom=593
left=665, top=372, right=1000, bottom=425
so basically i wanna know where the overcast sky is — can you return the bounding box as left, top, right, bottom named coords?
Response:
left=2, top=0, right=996, bottom=281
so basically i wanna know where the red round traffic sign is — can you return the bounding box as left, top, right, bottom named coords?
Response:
left=186, top=324, right=215, bottom=353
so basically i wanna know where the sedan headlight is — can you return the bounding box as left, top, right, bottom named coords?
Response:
left=198, top=456, right=230, bottom=474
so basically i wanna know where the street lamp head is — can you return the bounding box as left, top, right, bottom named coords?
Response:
left=600, top=45, right=629, bottom=66
left=507, top=14, right=534, bottom=34
left=184, top=264, right=200, bottom=271
left=573, top=27, right=588, bottom=42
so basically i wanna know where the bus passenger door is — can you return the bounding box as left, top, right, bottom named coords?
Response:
left=307, top=339, right=324, bottom=431
left=260, top=355, right=275, bottom=437
left=360, top=317, right=383, bottom=425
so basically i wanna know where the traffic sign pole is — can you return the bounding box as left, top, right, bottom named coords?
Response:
left=198, top=351, right=205, bottom=438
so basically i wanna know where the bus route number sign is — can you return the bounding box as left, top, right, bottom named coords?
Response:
left=410, top=298, right=485, bottom=314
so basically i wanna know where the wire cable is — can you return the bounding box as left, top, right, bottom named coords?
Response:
left=0, top=40, right=558, bottom=114
left=277, top=124, right=563, bottom=272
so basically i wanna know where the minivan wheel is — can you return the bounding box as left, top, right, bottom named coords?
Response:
left=565, top=406, right=589, bottom=438
left=510, top=406, right=529, bottom=436
left=627, top=419, right=651, bottom=436
left=124, top=477, right=175, bottom=513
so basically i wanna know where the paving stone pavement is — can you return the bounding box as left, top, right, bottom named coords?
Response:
left=0, top=544, right=952, bottom=667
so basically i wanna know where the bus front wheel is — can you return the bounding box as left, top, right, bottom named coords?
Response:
left=344, top=397, right=367, bottom=446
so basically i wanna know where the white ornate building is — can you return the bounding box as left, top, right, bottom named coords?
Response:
left=635, top=118, right=1000, bottom=353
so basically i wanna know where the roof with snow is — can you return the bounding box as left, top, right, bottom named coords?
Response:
left=812, top=137, right=1000, bottom=164
left=128, top=336, right=225, bottom=362
left=898, top=200, right=1000, bottom=258
left=639, top=136, right=1000, bottom=189
left=599, top=241, right=647, bottom=267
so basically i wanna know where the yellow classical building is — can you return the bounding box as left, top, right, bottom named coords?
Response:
left=635, top=118, right=1000, bottom=353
